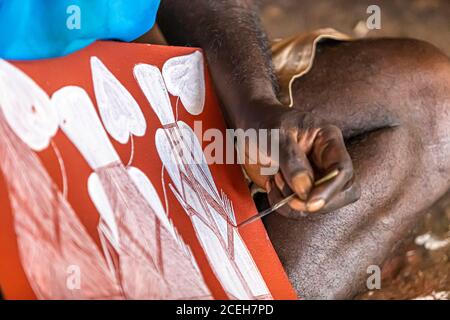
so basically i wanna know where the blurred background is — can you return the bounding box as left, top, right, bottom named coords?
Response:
left=260, top=0, right=450, bottom=55
left=258, top=0, right=450, bottom=300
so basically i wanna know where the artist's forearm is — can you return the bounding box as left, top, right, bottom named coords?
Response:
left=158, top=0, right=281, bottom=129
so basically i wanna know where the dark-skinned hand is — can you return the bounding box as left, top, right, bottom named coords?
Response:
left=243, top=103, right=360, bottom=219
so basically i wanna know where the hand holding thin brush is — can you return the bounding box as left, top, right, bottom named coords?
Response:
left=243, top=107, right=360, bottom=219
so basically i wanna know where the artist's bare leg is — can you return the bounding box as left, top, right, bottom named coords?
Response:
left=264, top=38, right=450, bottom=299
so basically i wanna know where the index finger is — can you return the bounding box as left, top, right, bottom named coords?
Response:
left=278, top=131, right=315, bottom=201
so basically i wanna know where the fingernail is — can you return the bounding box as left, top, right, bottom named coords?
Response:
left=307, top=199, right=325, bottom=212
left=292, top=172, right=312, bottom=200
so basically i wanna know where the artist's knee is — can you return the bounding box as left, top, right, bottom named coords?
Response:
left=393, top=38, right=450, bottom=91
left=363, top=38, right=450, bottom=72
left=367, top=39, right=450, bottom=122
left=399, top=40, right=450, bottom=126
left=388, top=40, right=450, bottom=172
left=346, top=38, right=449, bottom=86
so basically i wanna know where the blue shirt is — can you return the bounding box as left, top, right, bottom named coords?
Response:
left=0, top=0, right=161, bottom=60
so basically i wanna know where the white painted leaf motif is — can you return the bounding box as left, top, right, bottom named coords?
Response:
left=52, top=86, right=120, bottom=170
left=162, top=51, right=206, bottom=115
left=134, top=64, right=175, bottom=126
left=0, top=59, right=58, bottom=151
left=91, top=56, right=146, bottom=144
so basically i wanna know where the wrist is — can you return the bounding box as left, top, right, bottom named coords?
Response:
left=238, top=99, right=291, bottom=132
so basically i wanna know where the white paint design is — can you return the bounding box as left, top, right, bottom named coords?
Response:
left=134, top=64, right=175, bottom=125
left=88, top=172, right=120, bottom=249
left=155, top=129, right=184, bottom=197
left=91, top=56, right=146, bottom=144
left=1, top=53, right=272, bottom=300
left=178, top=121, right=219, bottom=200
left=127, top=166, right=175, bottom=238
left=137, top=60, right=271, bottom=300
left=0, top=59, right=58, bottom=151
left=52, top=86, right=120, bottom=170
left=156, top=121, right=219, bottom=202
left=162, top=51, right=206, bottom=115
left=0, top=111, right=122, bottom=299
left=52, top=85, right=209, bottom=299
left=158, top=123, right=271, bottom=299
left=127, top=166, right=201, bottom=272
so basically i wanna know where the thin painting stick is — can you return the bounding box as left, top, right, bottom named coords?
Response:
left=237, top=169, right=340, bottom=228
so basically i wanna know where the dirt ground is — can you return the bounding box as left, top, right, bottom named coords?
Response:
left=259, top=0, right=450, bottom=55
left=258, top=0, right=450, bottom=300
